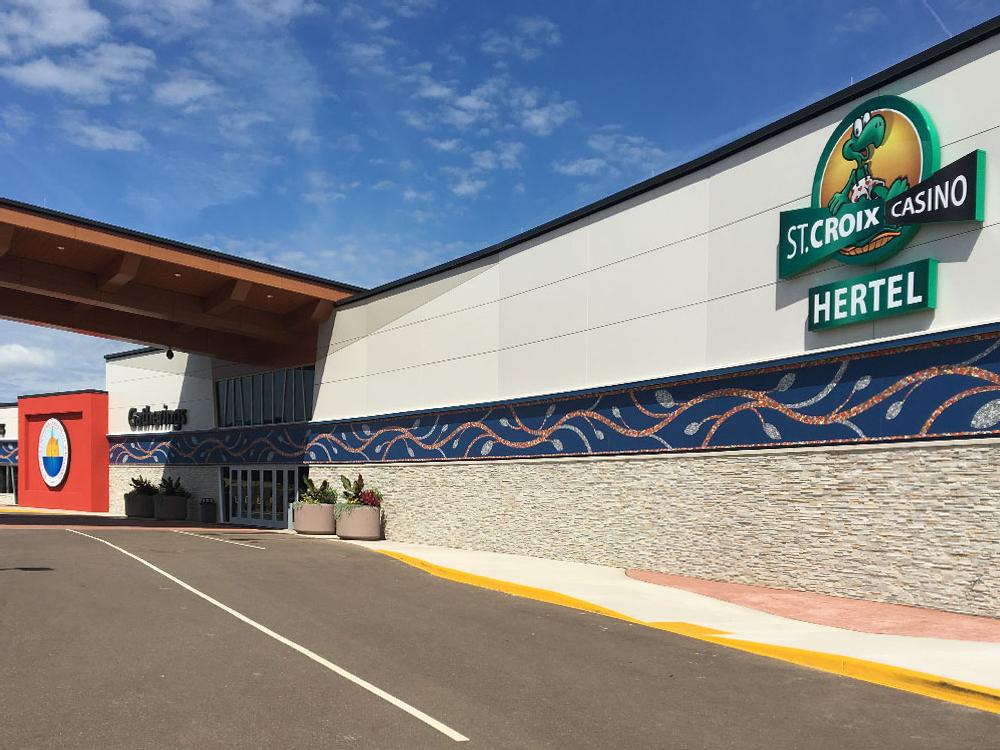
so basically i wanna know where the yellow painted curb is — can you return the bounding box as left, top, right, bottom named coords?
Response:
left=377, top=549, right=1000, bottom=715
left=0, top=506, right=70, bottom=514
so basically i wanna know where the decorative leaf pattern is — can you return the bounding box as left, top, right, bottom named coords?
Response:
left=106, top=330, right=1000, bottom=467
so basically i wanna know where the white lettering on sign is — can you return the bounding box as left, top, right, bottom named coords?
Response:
left=868, top=277, right=886, bottom=312
left=850, top=283, right=867, bottom=316
left=813, top=290, right=831, bottom=325
left=889, top=174, right=969, bottom=219
left=784, top=207, right=882, bottom=262
left=834, top=287, right=848, bottom=319
left=907, top=271, right=923, bottom=304
left=887, top=274, right=904, bottom=309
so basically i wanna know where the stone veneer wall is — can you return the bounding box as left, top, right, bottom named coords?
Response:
left=311, top=440, right=1000, bottom=618
left=108, top=466, right=220, bottom=517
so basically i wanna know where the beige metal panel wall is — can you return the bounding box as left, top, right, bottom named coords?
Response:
left=106, top=351, right=216, bottom=435
left=314, top=35, right=1000, bottom=421
left=0, top=405, right=17, bottom=441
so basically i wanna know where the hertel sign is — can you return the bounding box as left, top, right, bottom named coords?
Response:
left=777, top=95, right=985, bottom=330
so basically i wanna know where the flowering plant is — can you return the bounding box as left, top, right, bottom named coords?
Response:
left=298, top=477, right=338, bottom=505
left=357, top=488, right=383, bottom=509
left=339, top=474, right=383, bottom=509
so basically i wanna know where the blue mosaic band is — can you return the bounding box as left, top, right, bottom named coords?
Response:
left=109, top=326, right=1000, bottom=466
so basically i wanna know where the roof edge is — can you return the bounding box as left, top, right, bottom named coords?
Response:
left=340, top=14, right=1000, bottom=307
left=104, top=347, right=163, bottom=362
left=18, top=389, right=108, bottom=399
left=0, top=196, right=368, bottom=295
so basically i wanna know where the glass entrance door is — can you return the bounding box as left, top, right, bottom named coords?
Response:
left=224, top=466, right=300, bottom=528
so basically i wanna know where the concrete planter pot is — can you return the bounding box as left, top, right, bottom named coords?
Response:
left=154, top=494, right=189, bottom=521
left=335, top=504, right=382, bottom=540
left=124, top=492, right=155, bottom=518
left=293, top=503, right=336, bottom=535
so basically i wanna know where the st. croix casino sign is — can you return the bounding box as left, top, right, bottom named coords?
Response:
left=778, top=95, right=985, bottom=330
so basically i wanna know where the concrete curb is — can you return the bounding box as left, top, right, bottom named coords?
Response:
left=377, top=549, right=1000, bottom=716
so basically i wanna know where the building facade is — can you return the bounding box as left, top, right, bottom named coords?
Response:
left=3, top=24, right=999, bottom=617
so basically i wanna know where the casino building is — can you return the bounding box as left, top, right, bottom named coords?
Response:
left=1, top=20, right=999, bottom=617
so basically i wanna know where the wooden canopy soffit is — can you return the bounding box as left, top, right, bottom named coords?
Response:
left=0, top=203, right=361, bottom=366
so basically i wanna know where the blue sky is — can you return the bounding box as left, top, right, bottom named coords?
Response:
left=1, top=0, right=998, bottom=399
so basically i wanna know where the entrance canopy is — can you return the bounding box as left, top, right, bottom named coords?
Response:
left=0, top=198, right=364, bottom=366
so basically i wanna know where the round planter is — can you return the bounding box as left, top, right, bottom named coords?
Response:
left=154, top=494, right=189, bottom=521
left=293, top=503, right=336, bottom=535
left=124, top=492, right=154, bottom=518
left=335, top=504, right=382, bottom=540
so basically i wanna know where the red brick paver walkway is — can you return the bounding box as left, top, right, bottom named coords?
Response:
left=627, top=569, right=1000, bottom=643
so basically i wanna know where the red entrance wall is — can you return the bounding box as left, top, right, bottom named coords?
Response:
left=18, top=391, right=109, bottom=512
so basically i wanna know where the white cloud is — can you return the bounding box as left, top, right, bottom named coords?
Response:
left=470, top=143, right=524, bottom=171
left=587, top=127, right=671, bottom=171
left=339, top=3, right=392, bottom=31
left=401, top=110, right=434, bottom=130
left=62, top=115, right=148, bottom=151
left=218, top=110, right=274, bottom=141
left=834, top=7, right=886, bottom=34
left=0, top=343, right=56, bottom=372
left=449, top=175, right=486, bottom=197
left=0, top=0, right=108, bottom=59
left=403, top=188, right=432, bottom=201
left=231, top=0, right=322, bottom=25
left=332, top=133, right=363, bottom=151
left=554, top=126, right=672, bottom=180
left=471, top=149, right=497, bottom=170
left=372, top=179, right=395, bottom=190
left=302, top=170, right=358, bottom=204
left=413, top=77, right=455, bottom=100
left=0, top=42, right=155, bottom=103
left=482, top=16, right=561, bottom=61
left=340, top=40, right=391, bottom=71
left=288, top=126, right=319, bottom=146
left=114, top=0, right=212, bottom=38
left=552, top=157, right=606, bottom=177
left=518, top=98, right=578, bottom=136
left=152, top=72, right=221, bottom=109
left=0, top=105, right=32, bottom=135
left=495, top=141, right=524, bottom=169
left=425, top=137, right=462, bottom=152
left=387, top=0, right=438, bottom=19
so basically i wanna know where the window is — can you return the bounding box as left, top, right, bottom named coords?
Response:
left=262, top=372, right=273, bottom=424
left=214, top=366, right=315, bottom=428
left=0, top=465, right=16, bottom=497
left=242, top=375, right=253, bottom=425
left=273, top=370, right=286, bottom=424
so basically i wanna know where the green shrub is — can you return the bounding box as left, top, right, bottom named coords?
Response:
left=159, top=476, right=191, bottom=498
left=298, top=477, right=338, bottom=505
left=128, top=476, right=158, bottom=496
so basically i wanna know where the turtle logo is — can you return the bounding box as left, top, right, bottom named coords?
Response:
left=813, top=95, right=939, bottom=266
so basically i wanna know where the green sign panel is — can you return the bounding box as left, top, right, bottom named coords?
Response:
left=808, top=259, right=937, bottom=331
left=776, top=94, right=986, bottom=331
left=779, top=198, right=885, bottom=278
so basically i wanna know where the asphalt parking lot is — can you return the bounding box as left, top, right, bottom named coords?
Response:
left=1, top=523, right=997, bottom=749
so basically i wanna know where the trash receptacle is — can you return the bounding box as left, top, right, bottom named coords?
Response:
left=198, top=497, right=217, bottom=523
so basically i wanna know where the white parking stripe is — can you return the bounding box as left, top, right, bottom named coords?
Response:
left=67, top=529, right=470, bottom=743
left=171, top=530, right=266, bottom=549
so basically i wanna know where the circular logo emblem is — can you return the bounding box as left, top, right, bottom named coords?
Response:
left=38, top=418, right=70, bottom=488
left=812, top=95, right=939, bottom=266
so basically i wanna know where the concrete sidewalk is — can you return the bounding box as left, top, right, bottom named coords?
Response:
left=342, top=539, right=1000, bottom=711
